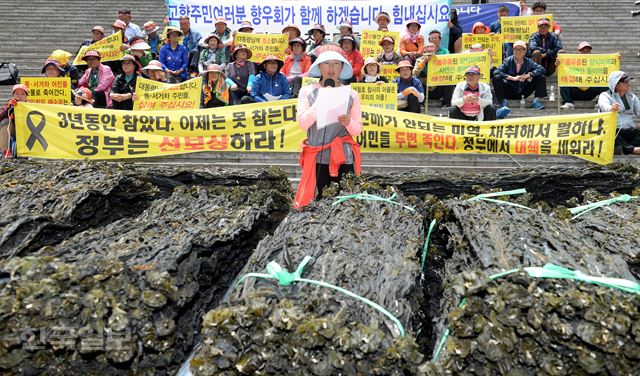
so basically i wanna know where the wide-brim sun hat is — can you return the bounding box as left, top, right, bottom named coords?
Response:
left=308, top=50, right=353, bottom=80
left=82, top=50, right=101, bottom=61
left=232, top=44, right=253, bottom=60
left=202, top=64, right=225, bottom=77
left=41, top=59, right=65, bottom=74
left=204, top=33, right=222, bottom=45
left=165, top=26, right=184, bottom=37
left=130, top=41, right=151, bottom=51
left=361, top=57, right=381, bottom=77
left=142, top=60, right=163, bottom=73
left=259, top=55, right=285, bottom=72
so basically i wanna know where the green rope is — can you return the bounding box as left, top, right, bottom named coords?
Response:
left=432, top=263, right=640, bottom=361
left=421, top=219, right=437, bottom=272
left=466, top=188, right=533, bottom=211
left=332, top=192, right=416, bottom=212
left=237, top=256, right=406, bottom=337
left=569, top=194, right=638, bottom=220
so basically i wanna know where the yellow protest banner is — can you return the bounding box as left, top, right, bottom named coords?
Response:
left=351, top=83, right=398, bottom=110
left=301, top=76, right=320, bottom=87
left=427, top=51, right=491, bottom=86
left=501, top=14, right=553, bottom=43
left=461, top=33, right=503, bottom=67
left=15, top=100, right=615, bottom=165
left=73, top=32, right=124, bottom=65
left=21, top=77, right=72, bottom=105
left=133, top=77, right=202, bottom=111
left=234, top=32, right=288, bottom=61
left=380, top=65, right=399, bottom=83
left=359, top=30, right=401, bottom=58
left=557, top=53, right=620, bottom=87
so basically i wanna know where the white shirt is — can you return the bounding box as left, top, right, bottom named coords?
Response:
left=125, top=22, right=144, bottom=40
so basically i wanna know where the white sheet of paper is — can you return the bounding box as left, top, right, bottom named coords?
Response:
left=315, top=85, right=351, bottom=130
left=264, top=93, right=281, bottom=102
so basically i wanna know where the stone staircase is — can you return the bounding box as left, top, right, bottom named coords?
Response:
left=1, top=0, right=640, bottom=178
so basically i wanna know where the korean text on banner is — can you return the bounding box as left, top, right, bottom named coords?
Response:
left=21, top=77, right=72, bottom=105
left=455, top=2, right=521, bottom=33
left=380, top=65, right=400, bottom=83
left=165, top=0, right=452, bottom=47
left=15, top=101, right=615, bottom=165
left=351, top=83, right=398, bottom=110
left=134, top=77, right=202, bottom=111
left=428, top=51, right=491, bottom=86
left=557, top=53, right=620, bottom=88
left=461, top=33, right=503, bottom=67
left=501, top=14, right=552, bottom=43
left=359, top=30, right=400, bottom=58
left=234, top=32, right=289, bottom=61
left=73, top=32, right=124, bottom=65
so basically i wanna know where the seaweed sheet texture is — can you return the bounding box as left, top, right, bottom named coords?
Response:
left=424, top=191, right=640, bottom=374
left=186, top=188, right=426, bottom=376
left=0, top=162, right=292, bottom=375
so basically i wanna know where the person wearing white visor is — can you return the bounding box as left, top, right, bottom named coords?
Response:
left=294, top=50, right=363, bottom=209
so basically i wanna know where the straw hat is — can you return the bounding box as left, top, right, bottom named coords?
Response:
left=259, top=55, right=284, bottom=72
left=395, top=59, right=414, bottom=72
left=361, top=57, right=381, bottom=77
left=231, top=44, right=252, bottom=60
left=143, top=21, right=160, bottom=35
left=82, top=50, right=101, bottom=61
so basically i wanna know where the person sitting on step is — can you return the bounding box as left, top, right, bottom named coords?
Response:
left=597, top=71, right=640, bottom=155
left=450, top=66, right=497, bottom=121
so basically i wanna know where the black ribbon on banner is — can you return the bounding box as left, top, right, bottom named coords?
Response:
left=25, top=111, right=48, bottom=151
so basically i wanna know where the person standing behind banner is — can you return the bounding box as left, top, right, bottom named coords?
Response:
left=201, top=64, right=230, bottom=108
left=213, top=18, right=234, bottom=49
left=597, top=71, right=640, bottom=155
left=160, top=27, right=189, bottom=83
left=400, top=19, right=424, bottom=63
left=78, top=50, right=115, bottom=108
left=0, top=84, right=28, bottom=158
left=332, top=20, right=361, bottom=47
left=77, top=26, right=105, bottom=57
left=118, top=10, right=143, bottom=40
left=394, top=59, right=425, bottom=113
left=450, top=65, right=497, bottom=121
left=377, top=36, right=402, bottom=65
left=110, top=55, right=138, bottom=110
left=244, top=56, right=291, bottom=104
left=448, top=9, right=463, bottom=54
left=224, top=44, right=255, bottom=105
left=294, top=50, right=363, bottom=208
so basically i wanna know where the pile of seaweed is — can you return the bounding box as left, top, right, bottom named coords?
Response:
left=184, top=183, right=426, bottom=375
left=396, top=167, right=640, bottom=375
left=0, top=161, right=292, bottom=375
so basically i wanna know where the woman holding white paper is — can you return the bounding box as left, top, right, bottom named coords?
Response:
left=294, top=49, right=363, bottom=209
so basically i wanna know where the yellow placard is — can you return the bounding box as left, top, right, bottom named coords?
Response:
left=234, top=32, right=288, bottom=62
left=427, top=52, right=491, bottom=86
left=359, top=30, right=401, bottom=59
left=351, top=83, right=398, bottom=110
left=557, top=53, right=620, bottom=88
left=73, top=32, right=124, bottom=66
left=501, top=14, right=553, bottom=43
left=21, top=77, right=72, bottom=105
left=380, top=65, right=399, bottom=83
left=133, top=77, right=202, bottom=111
left=301, top=77, right=320, bottom=87
left=461, top=33, right=503, bottom=67
left=15, top=101, right=615, bottom=165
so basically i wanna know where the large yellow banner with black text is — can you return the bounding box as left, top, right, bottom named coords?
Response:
left=461, top=33, right=503, bottom=67
left=557, top=53, right=620, bottom=87
left=73, top=32, right=124, bottom=65
left=234, top=32, right=288, bottom=61
left=14, top=100, right=615, bottom=164
left=21, top=77, right=72, bottom=105
left=359, top=30, right=400, bottom=59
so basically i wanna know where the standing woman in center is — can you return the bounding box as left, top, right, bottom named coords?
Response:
left=294, top=50, right=363, bottom=209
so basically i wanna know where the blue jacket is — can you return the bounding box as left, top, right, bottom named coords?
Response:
left=490, top=20, right=501, bottom=33
left=250, top=72, right=291, bottom=102
left=528, top=32, right=562, bottom=59
left=493, top=56, right=545, bottom=80
left=393, top=76, right=424, bottom=94
left=159, top=43, right=189, bottom=80
left=182, top=29, right=203, bottom=52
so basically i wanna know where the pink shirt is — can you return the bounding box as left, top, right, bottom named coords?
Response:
left=298, top=83, right=363, bottom=137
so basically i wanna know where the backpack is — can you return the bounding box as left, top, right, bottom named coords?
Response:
left=0, top=63, right=19, bottom=85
